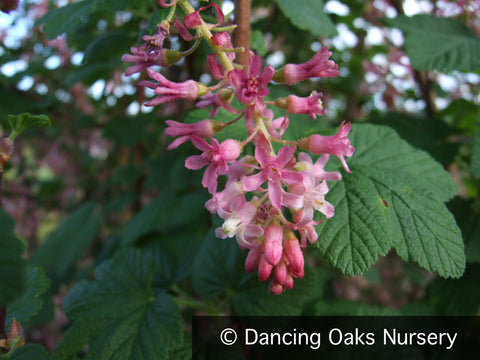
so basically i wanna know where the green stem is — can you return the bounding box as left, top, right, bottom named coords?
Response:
left=171, top=285, right=224, bottom=315
left=177, top=0, right=235, bottom=72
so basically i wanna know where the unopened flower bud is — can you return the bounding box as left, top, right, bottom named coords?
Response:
left=245, top=243, right=263, bottom=273
left=264, top=225, right=283, bottom=266
left=258, top=254, right=273, bottom=282
left=273, top=260, right=288, bottom=285
left=7, top=319, right=21, bottom=339
left=275, top=91, right=325, bottom=119
left=284, top=233, right=304, bottom=278
left=268, top=280, right=284, bottom=295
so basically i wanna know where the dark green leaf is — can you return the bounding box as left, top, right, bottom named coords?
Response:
left=7, top=265, right=50, bottom=327
left=472, top=125, right=480, bottom=177
left=36, top=0, right=95, bottom=40
left=120, top=191, right=208, bottom=246
left=273, top=0, right=337, bottom=37
left=368, top=112, right=459, bottom=166
left=52, top=249, right=183, bottom=360
left=10, top=344, right=50, bottom=360
left=192, top=221, right=246, bottom=300
left=315, top=124, right=465, bottom=278
left=386, top=15, right=480, bottom=71
left=314, top=300, right=400, bottom=316
left=8, top=113, right=51, bottom=140
left=429, top=264, right=480, bottom=315
left=0, top=209, right=26, bottom=306
left=29, top=202, right=100, bottom=278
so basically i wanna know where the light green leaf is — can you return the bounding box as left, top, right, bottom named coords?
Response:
left=7, top=265, right=50, bottom=327
left=472, top=125, right=480, bottom=177
left=273, top=0, right=337, bottom=37
left=386, top=15, right=480, bottom=71
left=8, top=113, right=51, bottom=140
left=0, top=209, right=26, bottom=306
left=52, top=249, right=183, bottom=360
left=250, top=30, right=267, bottom=56
left=29, top=202, right=100, bottom=277
left=315, top=124, right=465, bottom=278
left=36, top=0, right=95, bottom=40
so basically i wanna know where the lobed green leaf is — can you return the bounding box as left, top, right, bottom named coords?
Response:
left=386, top=15, right=480, bottom=71
left=52, top=249, right=183, bottom=360
left=315, top=123, right=465, bottom=278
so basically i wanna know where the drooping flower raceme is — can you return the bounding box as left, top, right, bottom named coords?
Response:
left=122, top=0, right=355, bottom=295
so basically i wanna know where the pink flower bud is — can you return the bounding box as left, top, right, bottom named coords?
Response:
left=7, top=319, right=22, bottom=339
left=268, top=280, right=284, bottom=295
left=164, top=119, right=225, bottom=150
left=140, top=68, right=207, bottom=106
left=273, top=260, right=288, bottom=285
left=258, top=254, right=273, bottom=282
left=264, top=225, right=283, bottom=266
left=275, top=91, right=325, bottom=119
left=284, top=275, right=294, bottom=289
left=245, top=242, right=263, bottom=273
left=298, top=121, right=354, bottom=173
left=274, top=47, right=340, bottom=85
left=284, top=236, right=304, bottom=277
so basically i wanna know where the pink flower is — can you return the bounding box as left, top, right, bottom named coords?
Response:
left=276, top=91, right=326, bottom=119
left=156, top=0, right=175, bottom=7
left=290, top=173, right=334, bottom=225
left=276, top=47, right=340, bottom=85
left=215, top=195, right=264, bottom=248
left=184, top=3, right=224, bottom=29
left=242, top=135, right=304, bottom=209
left=205, top=181, right=243, bottom=214
left=245, top=240, right=263, bottom=273
left=196, top=89, right=238, bottom=116
left=264, top=225, right=283, bottom=266
left=185, top=136, right=241, bottom=194
left=299, top=121, right=355, bottom=173
left=297, top=152, right=342, bottom=182
left=164, top=119, right=225, bottom=150
left=140, top=68, right=207, bottom=106
left=227, top=53, right=274, bottom=112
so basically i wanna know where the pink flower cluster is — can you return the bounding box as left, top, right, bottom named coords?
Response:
left=122, top=0, right=354, bottom=294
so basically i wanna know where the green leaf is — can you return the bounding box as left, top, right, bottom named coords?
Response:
left=472, top=125, right=480, bottom=177
left=273, top=0, right=337, bottom=37
left=386, top=15, right=480, bottom=71
left=315, top=124, right=465, bottom=278
left=0, top=209, right=26, bottom=306
left=52, top=249, right=183, bottom=360
left=29, top=202, right=100, bottom=278
left=429, top=264, right=480, bottom=315
left=314, top=300, right=400, bottom=316
left=250, top=30, right=267, bottom=56
left=120, top=191, right=208, bottom=246
left=192, top=221, right=246, bottom=300
left=36, top=0, right=95, bottom=40
left=10, top=344, right=50, bottom=360
left=8, top=113, right=51, bottom=140
left=7, top=265, right=50, bottom=327
left=368, top=112, right=459, bottom=166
